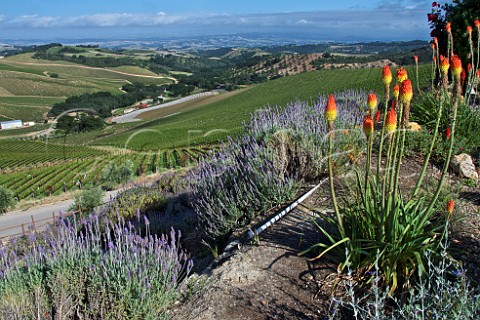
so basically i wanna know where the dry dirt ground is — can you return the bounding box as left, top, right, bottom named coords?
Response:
left=169, top=156, right=480, bottom=320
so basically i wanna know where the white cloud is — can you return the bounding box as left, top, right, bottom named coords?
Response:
left=0, top=8, right=430, bottom=40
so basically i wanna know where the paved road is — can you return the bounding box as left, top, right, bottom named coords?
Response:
left=113, top=91, right=218, bottom=123
left=0, top=191, right=119, bottom=239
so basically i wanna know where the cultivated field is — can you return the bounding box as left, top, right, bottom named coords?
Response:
left=94, top=64, right=431, bottom=150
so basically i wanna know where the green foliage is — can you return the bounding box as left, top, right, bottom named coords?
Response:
left=105, top=186, right=168, bottom=221
left=411, top=92, right=480, bottom=158
left=56, top=113, right=106, bottom=133
left=95, top=65, right=431, bottom=150
left=69, top=186, right=104, bottom=213
left=101, top=160, right=134, bottom=189
left=0, top=185, right=16, bottom=213
left=49, top=83, right=165, bottom=118
left=302, top=62, right=460, bottom=294
left=331, top=241, right=480, bottom=319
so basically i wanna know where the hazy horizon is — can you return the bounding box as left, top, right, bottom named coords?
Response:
left=0, top=0, right=436, bottom=43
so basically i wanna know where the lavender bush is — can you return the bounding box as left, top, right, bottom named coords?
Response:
left=0, top=214, right=192, bottom=320
left=189, top=90, right=366, bottom=241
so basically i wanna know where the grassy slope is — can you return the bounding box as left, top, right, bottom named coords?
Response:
left=94, top=64, right=431, bottom=150
left=0, top=53, right=174, bottom=121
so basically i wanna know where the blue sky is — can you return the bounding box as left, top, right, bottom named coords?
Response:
left=0, top=0, right=436, bottom=41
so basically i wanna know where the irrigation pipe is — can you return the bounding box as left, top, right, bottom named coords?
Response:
left=222, top=177, right=329, bottom=254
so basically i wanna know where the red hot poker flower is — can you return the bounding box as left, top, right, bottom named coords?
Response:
left=475, top=20, right=480, bottom=28
left=393, top=84, right=400, bottom=100
left=446, top=22, right=451, bottom=32
left=467, top=26, right=473, bottom=34
left=367, top=93, right=377, bottom=114
left=450, top=55, right=462, bottom=77
left=440, top=55, right=449, bottom=74
left=382, top=65, right=392, bottom=86
left=363, top=115, right=374, bottom=137
left=400, top=79, right=413, bottom=105
left=385, top=108, right=397, bottom=133
left=447, top=199, right=454, bottom=214
left=375, top=110, right=381, bottom=123
left=325, top=94, right=337, bottom=123
left=414, top=55, right=418, bottom=63
left=445, top=126, right=451, bottom=139
left=396, top=67, right=408, bottom=83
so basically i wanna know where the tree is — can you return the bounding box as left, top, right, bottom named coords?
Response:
left=0, top=186, right=16, bottom=214
left=428, top=0, right=480, bottom=61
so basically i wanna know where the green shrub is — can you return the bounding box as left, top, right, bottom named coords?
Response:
left=69, top=186, right=104, bottom=213
left=0, top=185, right=16, bottom=214
left=105, top=187, right=168, bottom=221
left=101, top=159, right=134, bottom=190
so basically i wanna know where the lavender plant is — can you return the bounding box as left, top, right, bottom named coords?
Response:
left=189, top=91, right=364, bottom=242
left=0, top=214, right=192, bottom=320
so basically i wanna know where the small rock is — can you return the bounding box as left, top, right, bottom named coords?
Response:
left=409, top=121, right=422, bottom=131
left=450, top=153, right=479, bottom=181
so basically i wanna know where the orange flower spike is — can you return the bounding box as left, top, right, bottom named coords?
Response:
left=325, top=94, right=337, bottom=123
left=467, top=25, right=473, bottom=34
left=434, top=37, right=438, bottom=45
left=363, top=115, right=374, bottom=138
left=440, top=55, right=449, bottom=75
left=393, top=84, right=400, bottom=100
left=385, top=108, right=397, bottom=133
left=447, top=199, right=454, bottom=214
left=414, top=55, right=418, bottom=63
left=446, top=22, right=451, bottom=33
left=375, top=110, right=381, bottom=123
left=445, top=126, right=451, bottom=140
left=400, top=79, right=413, bottom=105
left=367, top=93, right=377, bottom=114
left=450, top=55, right=462, bottom=78
left=475, top=20, right=480, bottom=28
left=477, top=70, right=480, bottom=78
left=382, top=65, right=392, bottom=86
left=396, top=67, right=408, bottom=83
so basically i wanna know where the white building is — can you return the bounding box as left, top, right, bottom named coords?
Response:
left=0, top=120, right=23, bottom=130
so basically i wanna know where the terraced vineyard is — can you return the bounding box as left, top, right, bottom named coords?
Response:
left=0, top=140, right=211, bottom=200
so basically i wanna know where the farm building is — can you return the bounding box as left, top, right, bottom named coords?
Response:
left=0, top=120, right=23, bottom=130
